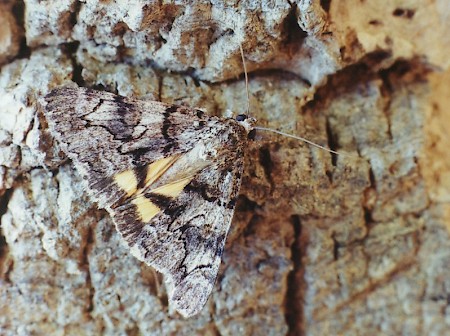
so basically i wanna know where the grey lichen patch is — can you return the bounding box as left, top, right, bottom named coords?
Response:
left=79, top=59, right=160, bottom=100
left=69, top=1, right=339, bottom=83
left=0, top=166, right=97, bottom=333
left=24, top=0, right=78, bottom=47
left=0, top=48, right=73, bottom=192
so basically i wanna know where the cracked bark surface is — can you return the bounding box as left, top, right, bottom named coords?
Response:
left=1, top=1, right=450, bottom=335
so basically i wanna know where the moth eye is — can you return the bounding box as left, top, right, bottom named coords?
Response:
left=236, top=114, right=247, bottom=121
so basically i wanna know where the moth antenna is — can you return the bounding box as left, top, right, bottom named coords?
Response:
left=253, top=126, right=357, bottom=158
left=239, top=43, right=251, bottom=117
left=187, top=19, right=352, bottom=158
left=182, top=18, right=250, bottom=117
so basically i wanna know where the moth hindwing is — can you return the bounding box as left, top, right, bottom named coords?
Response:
left=44, top=86, right=253, bottom=317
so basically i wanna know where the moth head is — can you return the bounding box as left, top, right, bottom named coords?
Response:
left=235, top=114, right=256, bottom=134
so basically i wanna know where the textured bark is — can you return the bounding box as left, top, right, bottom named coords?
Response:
left=0, top=1, right=449, bottom=335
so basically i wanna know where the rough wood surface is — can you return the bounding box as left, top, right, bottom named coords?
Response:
left=1, top=1, right=449, bottom=335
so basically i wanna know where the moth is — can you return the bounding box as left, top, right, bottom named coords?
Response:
left=43, top=85, right=255, bottom=317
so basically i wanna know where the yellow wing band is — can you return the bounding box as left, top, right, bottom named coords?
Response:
left=131, top=196, right=161, bottom=222
left=114, top=169, right=138, bottom=197
left=152, top=175, right=194, bottom=198
left=145, top=155, right=180, bottom=187
left=114, top=155, right=180, bottom=197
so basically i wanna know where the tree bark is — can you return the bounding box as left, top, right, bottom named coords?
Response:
left=0, top=1, right=449, bottom=335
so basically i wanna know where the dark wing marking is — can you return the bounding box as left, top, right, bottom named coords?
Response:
left=44, top=86, right=230, bottom=208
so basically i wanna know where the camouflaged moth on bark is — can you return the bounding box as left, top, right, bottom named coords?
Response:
left=43, top=85, right=255, bottom=317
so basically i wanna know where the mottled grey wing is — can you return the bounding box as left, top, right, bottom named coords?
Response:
left=113, top=156, right=245, bottom=317
left=44, top=85, right=248, bottom=317
left=45, top=86, right=227, bottom=208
